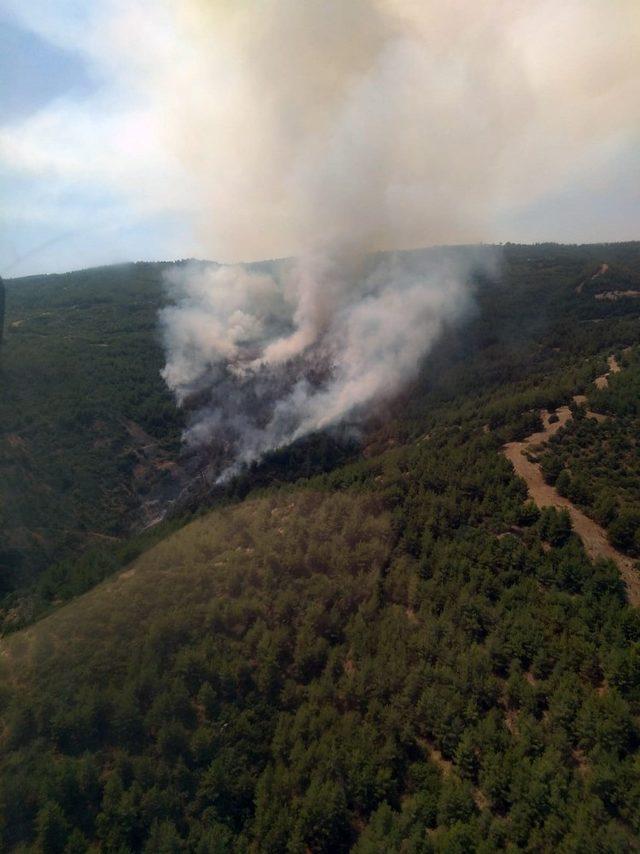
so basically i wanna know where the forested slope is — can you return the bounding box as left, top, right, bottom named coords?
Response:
left=0, top=263, right=183, bottom=596
left=1, top=243, right=640, bottom=851
left=2, top=242, right=638, bottom=603
left=2, top=416, right=640, bottom=851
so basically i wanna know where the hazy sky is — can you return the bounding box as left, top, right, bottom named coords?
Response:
left=1, top=0, right=639, bottom=278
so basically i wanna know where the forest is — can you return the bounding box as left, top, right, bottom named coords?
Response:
left=1, top=243, right=640, bottom=851
left=0, top=263, right=184, bottom=621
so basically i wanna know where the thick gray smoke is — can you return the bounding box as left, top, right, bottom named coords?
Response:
left=156, top=0, right=639, bottom=476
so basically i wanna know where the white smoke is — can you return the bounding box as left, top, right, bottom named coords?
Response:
left=2, top=2, right=637, bottom=461
left=161, top=250, right=481, bottom=475
left=2, top=0, right=639, bottom=272
left=154, top=0, right=639, bottom=475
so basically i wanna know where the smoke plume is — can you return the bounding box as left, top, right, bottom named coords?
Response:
left=154, top=0, right=639, bottom=475
left=161, top=251, right=480, bottom=476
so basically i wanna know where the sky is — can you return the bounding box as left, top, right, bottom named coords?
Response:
left=0, top=3, right=196, bottom=277
left=1, top=0, right=639, bottom=278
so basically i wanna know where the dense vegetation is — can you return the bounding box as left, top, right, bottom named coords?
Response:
left=1, top=243, right=640, bottom=851
left=2, top=428, right=640, bottom=852
left=0, top=260, right=358, bottom=632
left=0, top=264, right=183, bottom=599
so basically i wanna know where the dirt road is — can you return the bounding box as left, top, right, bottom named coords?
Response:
left=503, top=407, right=640, bottom=607
left=595, top=354, right=621, bottom=390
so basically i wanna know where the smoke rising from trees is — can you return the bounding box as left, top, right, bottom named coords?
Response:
left=161, top=252, right=482, bottom=476
left=152, top=0, right=639, bottom=473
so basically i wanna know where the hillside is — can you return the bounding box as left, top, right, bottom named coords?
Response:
left=0, top=259, right=358, bottom=632
left=1, top=243, right=640, bottom=851
left=0, top=264, right=184, bottom=601
left=2, top=404, right=639, bottom=851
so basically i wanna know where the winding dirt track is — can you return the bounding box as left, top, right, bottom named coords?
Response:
left=503, top=405, right=640, bottom=607
left=594, top=354, right=621, bottom=390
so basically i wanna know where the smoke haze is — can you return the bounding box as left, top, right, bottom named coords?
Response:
left=1, top=0, right=636, bottom=469
left=136, top=0, right=638, bottom=262
left=2, top=1, right=638, bottom=276
left=161, top=251, right=481, bottom=476
left=152, top=0, right=639, bottom=473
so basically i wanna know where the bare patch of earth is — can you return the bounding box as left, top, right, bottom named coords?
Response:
left=595, top=290, right=640, bottom=301
left=594, top=354, right=620, bottom=390
left=575, top=262, right=609, bottom=294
